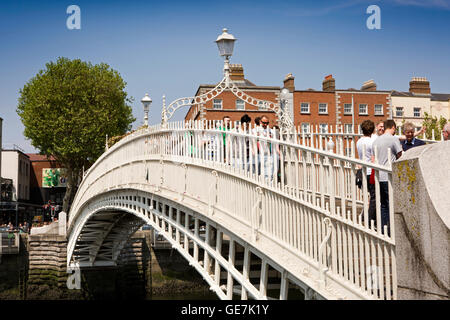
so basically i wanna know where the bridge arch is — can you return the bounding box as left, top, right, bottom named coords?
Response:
left=68, top=188, right=323, bottom=300
left=68, top=121, right=397, bottom=300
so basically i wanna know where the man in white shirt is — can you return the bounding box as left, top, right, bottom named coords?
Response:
left=372, top=120, right=403, bottom=236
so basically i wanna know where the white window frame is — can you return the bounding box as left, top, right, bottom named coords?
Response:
left=374, top=104, right=383, bottom=115
left=301, top=122, right=310, bottom=133
left=300, top=102, right=310, bottom=114
left=344, top=103, right=353, bottom=115
left=413, top=107, right=421, bottom=118
left=318, top=103, right=328, bottom=114
left=359, top=104, right=368, bottom=115
left=236, top=99, right=245, bottom=110
left=258, top=101, right=267, bottom=110
left=319, top=123, right=328, bottom=134
left=344, top=124, right=353, bottom=133
left=396, top=107, right=404, bottom=117
left=213, top=99, right=222, bottom=110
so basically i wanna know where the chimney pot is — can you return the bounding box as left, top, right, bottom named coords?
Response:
left=230, top=64, right=245, bottom=81
left=409, top=76, right=430, bottom=95
left=361, top=79, right=377, bottom=91
left=322, top=74, right=335, bottom=92
left=283, top=73, right=295, bottom=92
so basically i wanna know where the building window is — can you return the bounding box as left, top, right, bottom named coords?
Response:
left=258, top=101, right=267, bottom=110
left=359, top=104, right=368, bottom=115
left=344, top=124, right=353, bottom=133
left=344, top=103, right=353, bottom=115
left=213, top=99, right=222, bottom=110
left=301, top=123, right=310, bottom=133
left=300, top=103, right=310, bottom=114
left=396, top=107, right=404, bottom=117
left=236, top=99, right=245, bottom=110
left=414, top=107, right=421, bottom=117
left=319, top=123, right=328, bottom=133
left=318, top=103, right=328, bottom=114
left=374, top=104, right=383, bottom=115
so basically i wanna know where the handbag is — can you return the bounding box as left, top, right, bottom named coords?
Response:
left=355, top=169, right=363, bottom=189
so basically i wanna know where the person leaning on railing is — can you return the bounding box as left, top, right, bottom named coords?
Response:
left=356, top=120, right=376, bottom=223
left=371, top=120, right=403, bottom=235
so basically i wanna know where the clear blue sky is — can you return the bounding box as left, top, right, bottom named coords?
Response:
left=0, top=0, right=449, bottom=152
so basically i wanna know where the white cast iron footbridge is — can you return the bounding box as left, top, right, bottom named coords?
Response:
left=67, top=121, right=398, bottom=300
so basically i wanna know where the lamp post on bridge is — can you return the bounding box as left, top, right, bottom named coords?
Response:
left=153, top=28, right=294, bottom=134
left=141, top=93, right=152, bottom=127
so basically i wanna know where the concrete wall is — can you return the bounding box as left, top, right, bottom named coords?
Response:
left=1, top=150, right=30, bottom=201
left=0, top=228, right=211, bottom=299
left=393, top=141, right=450, bottom=300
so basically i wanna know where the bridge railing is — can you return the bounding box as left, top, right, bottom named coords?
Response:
left=70, top=120, right=399, bottom=299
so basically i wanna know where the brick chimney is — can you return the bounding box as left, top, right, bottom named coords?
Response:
left=409, top=77, right=430, bottom=95
left=230, top=64, right=245, bottom=81
left=322, top=74, right=335, bottom=92
left=361, top=79, right=377, bottom=91
left=283, top=73, right=295, bottom=92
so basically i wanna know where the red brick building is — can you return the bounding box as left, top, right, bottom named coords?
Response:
left=185, top=64, right=281, bottom=126
left=293, top=75, right=391, bottom=133
left=185, top=66, right=391, bottom=132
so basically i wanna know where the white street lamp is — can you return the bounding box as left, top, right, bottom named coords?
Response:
left=141, top=93, right=152, bottom=126
left=161, top=28, right=293, bottom=134
left=215, top=28, right=237, bottom=79
left=215, top=28, right=236, bottom=59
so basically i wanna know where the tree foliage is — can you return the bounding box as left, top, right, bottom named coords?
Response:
left=17, top=57, right=135, bottom=212
left=422, top=112, right=448, bottom=140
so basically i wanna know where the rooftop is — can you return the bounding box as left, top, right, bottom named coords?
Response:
left=26, top=154, right=57, bottom=162
left=391, top=90, right=450, bottom=100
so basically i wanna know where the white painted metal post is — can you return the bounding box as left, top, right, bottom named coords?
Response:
left=259, top=260, right=268, bottom=299
left=215, top=230, right=223, bottom=287
left=226, top=239, right=235, bottom=299
left=204, top=224, right=211, bottom=275
left=241, top=246, right=250, bottom=300
left=280, top=271, right=289, bottom=300
left=194, top=217, right=199, bottom=261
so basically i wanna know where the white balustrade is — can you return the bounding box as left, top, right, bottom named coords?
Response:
left=68, top=120, right=401, bottom=300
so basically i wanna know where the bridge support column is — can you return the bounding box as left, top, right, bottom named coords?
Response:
left=393, top=142, right=450, bottom=300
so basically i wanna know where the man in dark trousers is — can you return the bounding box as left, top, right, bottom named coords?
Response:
left=401, top=122, right=425, bottom=151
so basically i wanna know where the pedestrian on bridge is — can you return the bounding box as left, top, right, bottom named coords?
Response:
left=442, top=123, right=450, bottom=141
left=238, top=114, right=252, bottom=171
left=401, top=122, right=426, bottom=152
left=372, top=120, right=403, bottom=235
left=356, top=120, right=376, bottom=223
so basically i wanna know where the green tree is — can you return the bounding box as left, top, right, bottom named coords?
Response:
left=17, top=57, right=135, bottom=213
left=422, top=112, right=448, bottom=141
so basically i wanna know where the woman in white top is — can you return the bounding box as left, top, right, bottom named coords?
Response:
left=356, top=120, right=376, bottom=224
